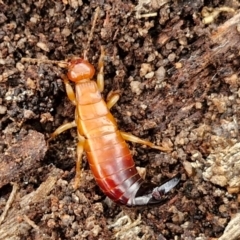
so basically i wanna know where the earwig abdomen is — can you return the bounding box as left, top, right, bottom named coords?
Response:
left=76, top=80, right=143, bottom=205
left=88, top=137, right=143, bottom=205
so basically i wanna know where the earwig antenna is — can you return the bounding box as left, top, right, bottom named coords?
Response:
left=21, top=7, right=100, bottom=66
left=21, top=57, right=68, bottom=68
left=83, top=6, right=100, bottom=60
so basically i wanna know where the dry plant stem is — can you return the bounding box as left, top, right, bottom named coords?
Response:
left=108, top=213, right=143, bottom=239
left=22, top=215, right=41, bottom=234
left=23, top=215, right=51, bottom=239
left=0, top=174, right=59, bottom=240
left=137, top=12, right=158, bottom=18
left=219, top=213, right=240, bottom=240
left=0, top=182, right=18, bottom=225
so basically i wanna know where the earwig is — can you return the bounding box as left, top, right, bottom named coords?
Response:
left=21, top=7, right=180, bottom=206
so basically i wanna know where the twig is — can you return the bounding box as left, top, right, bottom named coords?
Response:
left=0, top=182, right=18, bottom=225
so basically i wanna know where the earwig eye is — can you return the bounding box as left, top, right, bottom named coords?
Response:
left=67, top=59, right=95, bottom=82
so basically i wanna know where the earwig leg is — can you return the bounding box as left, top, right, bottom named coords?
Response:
left=106, top=90, right=120, bottom=109
left=74, top=134, right=85, bottom=189
left=61, top=74, right=76, bottom=105
left=97, top=46, right=105, bottom=92
left=120, top=131, right=172, bottom=152
left=48, top=121, right=76, bottom=143
left=97, top=46, right=120, bottom=109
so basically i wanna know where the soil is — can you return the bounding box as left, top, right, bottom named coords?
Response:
left=0, top=0, right=240, bottom=239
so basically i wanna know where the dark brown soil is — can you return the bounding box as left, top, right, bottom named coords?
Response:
left=0, top=0, right=240, bottom=239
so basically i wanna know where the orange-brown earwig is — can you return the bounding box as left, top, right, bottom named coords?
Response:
left=21, top=8, right=180, bottom=206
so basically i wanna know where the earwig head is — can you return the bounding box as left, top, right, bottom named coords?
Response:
left=67, top=59, right=95, bottom=82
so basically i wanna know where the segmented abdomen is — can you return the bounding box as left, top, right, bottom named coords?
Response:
left=86, top=131, right=143, bottom=205
left=76, top=81, right=143, bottom=205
